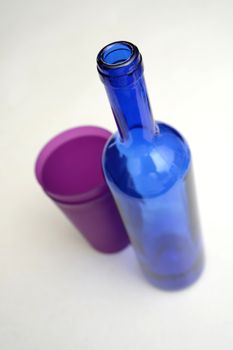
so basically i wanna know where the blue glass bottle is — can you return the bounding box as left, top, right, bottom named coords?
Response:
left=97, top=41, right=204, bottom=290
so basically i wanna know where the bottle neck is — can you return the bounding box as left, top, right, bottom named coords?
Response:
left=97, top=41, right=156, bottom=141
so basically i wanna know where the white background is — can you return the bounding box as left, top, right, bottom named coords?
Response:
left=1, top=0, right=233, bottom=349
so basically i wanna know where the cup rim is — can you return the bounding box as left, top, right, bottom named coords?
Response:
left=35, top=125, right=111, bottom=204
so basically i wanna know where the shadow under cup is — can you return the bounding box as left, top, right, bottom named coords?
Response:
left=35, top=126, right=129, bottom=253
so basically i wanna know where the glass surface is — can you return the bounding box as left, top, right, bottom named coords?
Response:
left=97, top=41, right=204, bottom=290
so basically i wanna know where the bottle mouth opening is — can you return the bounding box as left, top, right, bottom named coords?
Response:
left=97, top=41, right=141, bottom=76
left=100, top=42, right=134, bottom=66
left=97, top=41, right=142, bottom=84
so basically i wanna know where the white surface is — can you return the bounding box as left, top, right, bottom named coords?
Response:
left=1, top=0, right=233, bottom=349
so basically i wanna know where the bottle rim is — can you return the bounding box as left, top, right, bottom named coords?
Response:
left=97, top=41, right=142, bottom=77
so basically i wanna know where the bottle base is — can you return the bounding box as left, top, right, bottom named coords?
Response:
left=141, top=253, right=205, bottom=291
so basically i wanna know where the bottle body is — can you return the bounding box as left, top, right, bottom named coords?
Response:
left=97, top=41, right=204, bottom=290
left=103, top=123, right=204, bottom=290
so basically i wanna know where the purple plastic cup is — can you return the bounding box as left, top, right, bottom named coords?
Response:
left=35, top=126, right=129, bottom=253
